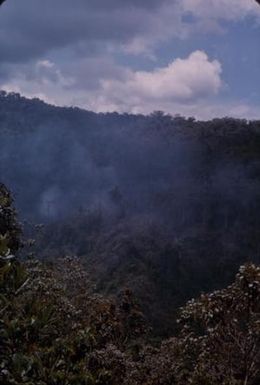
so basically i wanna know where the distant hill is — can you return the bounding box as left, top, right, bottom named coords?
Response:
left=1, top=90, right=260, bottom=333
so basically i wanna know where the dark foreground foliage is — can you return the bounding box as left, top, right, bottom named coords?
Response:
left=1, top=256, right=259, bottom=385
left=1, top=184, right=259, bottom=385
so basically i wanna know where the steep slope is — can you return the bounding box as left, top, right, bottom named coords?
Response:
left=1, top=91, right=260, bottom=333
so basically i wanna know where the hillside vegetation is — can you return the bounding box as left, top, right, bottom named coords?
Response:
left=1, top=92, right=260, bottom=333
left=0, top=183, right=259, bottom=384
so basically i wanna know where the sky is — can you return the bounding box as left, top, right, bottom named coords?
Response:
left=0, top=0, right=259, bottom=120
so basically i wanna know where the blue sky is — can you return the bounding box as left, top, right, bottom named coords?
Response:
left=0, top=0, right=259, bottom=119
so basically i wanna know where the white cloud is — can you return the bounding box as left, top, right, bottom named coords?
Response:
left=1, top=50, right=259, bottom=121
left=88, top=51, right=222, bottom=112
left=181, top=0, right=260, bottom=21
left=0, top=60, right=73, bottom=105
left=0, top=51, right=224, bottom=117
left=119, top=0, right=260, bottom=55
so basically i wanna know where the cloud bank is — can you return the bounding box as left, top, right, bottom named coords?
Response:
left=0, top=0, right=259, bottom=119
left=91, top=51, right=222, bottom=113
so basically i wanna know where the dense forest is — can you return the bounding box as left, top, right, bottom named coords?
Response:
left=1, top=0, right=260, bottom=384
left=1, top=91, right=260, bottom=335
left=1, top=182, right=259, bottom=385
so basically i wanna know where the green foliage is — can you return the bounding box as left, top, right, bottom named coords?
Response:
left=0, top=185, right=259, bottom=384
left=0, top=255, right=148, bottom=385
left=123, top=263, right=260, bottom=385
left=175, top=263, right=260, bottom=384
left=1, top=256, right=259, bottom=384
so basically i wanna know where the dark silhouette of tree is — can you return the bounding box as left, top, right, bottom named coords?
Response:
left=0, top=183, right=21, bottom=256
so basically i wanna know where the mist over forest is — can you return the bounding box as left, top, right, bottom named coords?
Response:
left=2, top=90, right=260, bottom=229
left=1, top=91, right=260, bottom=334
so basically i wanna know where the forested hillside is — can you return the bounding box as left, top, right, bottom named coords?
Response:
left=1, top=91, right=260, bottom=333
left=1, top=183, right=259, bottom=385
